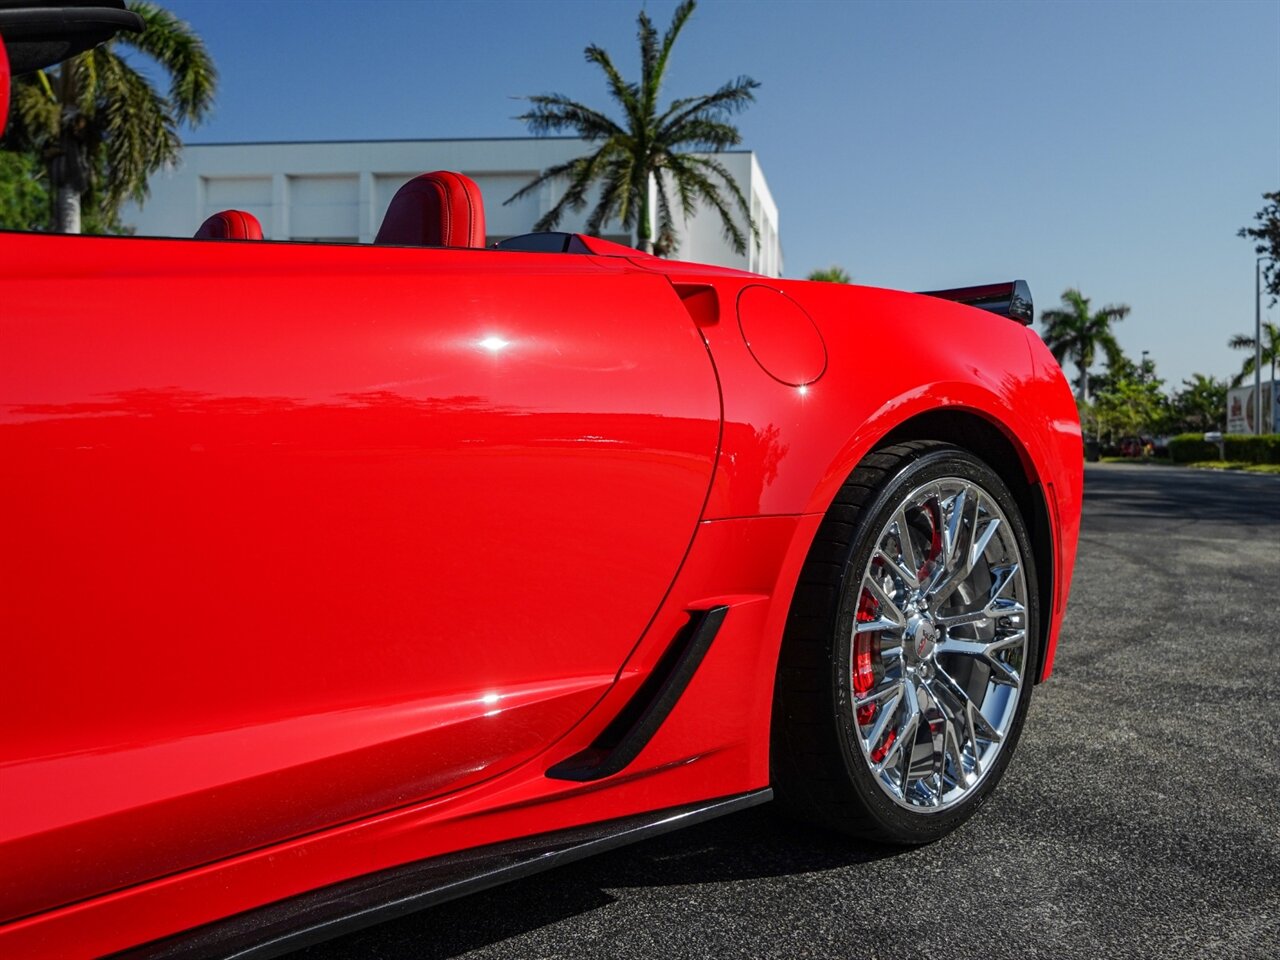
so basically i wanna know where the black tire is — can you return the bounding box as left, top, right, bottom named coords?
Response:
left=771, top=441, right=1039, bottom=845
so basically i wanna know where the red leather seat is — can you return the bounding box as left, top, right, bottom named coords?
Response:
left=375, top=171, right=485, bottom=248
left=195, top=210, right=263, bottom=240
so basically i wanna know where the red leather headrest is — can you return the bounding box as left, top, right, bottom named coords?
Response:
left=195, top=210, right=263, bottom=241
left=375, top=171, right=485, bottom=248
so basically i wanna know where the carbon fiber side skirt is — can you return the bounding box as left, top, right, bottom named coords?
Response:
left=117, top=788, right=772, bottom=960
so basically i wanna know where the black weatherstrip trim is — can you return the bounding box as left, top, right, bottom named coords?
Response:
left=546, top=605, right=730, bottom=782
left=114, top=788, right=773, bottom=960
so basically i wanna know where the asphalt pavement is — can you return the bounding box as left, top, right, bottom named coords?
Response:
left=299, top=463, right=1280, bottom=960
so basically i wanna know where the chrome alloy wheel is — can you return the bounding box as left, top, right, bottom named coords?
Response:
left=849, top=476, right=1028, bottom=811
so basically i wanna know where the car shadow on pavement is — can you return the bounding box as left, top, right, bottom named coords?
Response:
left=294, top=804, right=899, bottom=960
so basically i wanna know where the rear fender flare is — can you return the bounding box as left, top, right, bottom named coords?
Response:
left=802, top=381, right=1050, bottom=518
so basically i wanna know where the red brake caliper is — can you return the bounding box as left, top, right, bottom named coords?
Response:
left=856, top=596, right=895, bottom=765
left=854, top=589, right=880, bottom=729
left=856, top=592, right=895, bottom=764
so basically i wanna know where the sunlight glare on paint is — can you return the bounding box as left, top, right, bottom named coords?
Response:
left=478, top=335, right=510, bottom=353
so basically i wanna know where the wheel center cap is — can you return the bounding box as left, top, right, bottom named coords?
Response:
left=907, top=616, right=939, bottom=660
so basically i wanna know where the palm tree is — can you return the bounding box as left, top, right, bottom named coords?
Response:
left=807, top=266, right=851, bottom=283
left=10, top=1, right=215, bottom=233
left=507, top=0, right=758, bottom=256
left=1171, top=373, right=1227, bottom=433
left=1039, top=288, right=1130, bottom=401
left=1227, top=321, right=1279, bottom=387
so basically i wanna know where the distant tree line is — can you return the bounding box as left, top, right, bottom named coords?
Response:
left=1036, top=192, right=1279, bottom=447
left=1038, top=287, right=1260, bottom=446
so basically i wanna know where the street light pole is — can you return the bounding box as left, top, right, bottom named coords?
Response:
left=1257, top=257, right=1264, bottom=436
left=1259, top=256, right=1269, bottom=435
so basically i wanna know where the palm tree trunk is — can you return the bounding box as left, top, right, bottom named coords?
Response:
left=55, top=184, right=82, bottom=234
left=49, top=66, right=84, bottom=235
left=636, top=208, right=652, bottom=253
left=636, top=172, right=654, bottom=254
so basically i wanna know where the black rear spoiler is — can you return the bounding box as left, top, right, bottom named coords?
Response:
left=919, top=280, right=1033, bottom=326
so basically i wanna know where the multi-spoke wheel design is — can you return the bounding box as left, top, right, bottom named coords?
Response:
left=851, top=477, right=1027, bottom=810
left=772, top=441, right=1039, bottom=844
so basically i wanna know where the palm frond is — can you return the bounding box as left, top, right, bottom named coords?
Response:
left=530, top=143, right=636, bottom=234
left=1230, top=355, right=1257, bottom=388
left=1038, top=308, right=1075, bottom=326
left=657, top=76, right=759, bottom=131
left=514, top=93, right=622, bottom=139
left=573, top=152, right=627, bottom=224
left=1228, top=321, right=1280, bottom=385
left=505, top=156, right=583, bottom=205
left=123, top=0, right=216, bottom=125
left=11, top=76, right=61, bottom=142
left=637, top=8, right=660, bottom=111
left=1061, top=288, right=1089, bottom=315
left=70, top=55, right=97, bottom=116
left=584, top=44, right=640, bottom=128
left=662, top=117, right=743, bottom=151
left=97, top=50, right=178, bottom=205
left=663, top=154, right=749, bottom=254
left=584, top=158, right=635, bottom=235
left=521, top=147, right=613, bottom=230
left=664, top=152, right=701, bottom=220
left=679, top=153, right=756, bottom=252
left=1096, top=331, right=1125, bottom=370
left=647, top=0, right=695, bottom=108
left=615, top=153, right=644, bottom=229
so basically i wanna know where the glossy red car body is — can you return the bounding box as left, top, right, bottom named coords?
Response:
left=0, top=32, right=1082, bottom=960
left=0, top=222, right=1083, bottom=956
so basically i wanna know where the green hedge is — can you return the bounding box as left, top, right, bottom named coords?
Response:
left=1169, top=433, right=1280, bottom=464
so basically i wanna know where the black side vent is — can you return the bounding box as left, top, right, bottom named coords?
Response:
left=546, top=605, right=729, bottom=782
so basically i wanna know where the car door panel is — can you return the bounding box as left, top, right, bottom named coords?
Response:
left=0, top=235, right=721, bottom=919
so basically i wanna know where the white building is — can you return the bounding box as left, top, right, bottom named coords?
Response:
left=125, top=138, right=782, bottom=276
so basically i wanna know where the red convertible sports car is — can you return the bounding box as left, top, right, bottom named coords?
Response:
left=0, top=9, right=1083, bottom=959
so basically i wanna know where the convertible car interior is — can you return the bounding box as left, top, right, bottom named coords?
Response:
left=192, top=170, right=631, bottom=258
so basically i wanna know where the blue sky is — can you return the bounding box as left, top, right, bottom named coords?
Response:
left=159, top=0, right=1278, bottom=390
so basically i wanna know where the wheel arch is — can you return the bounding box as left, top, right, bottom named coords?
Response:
left=800, top=401, right=1055, bottom=686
